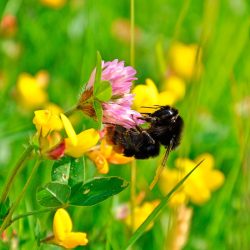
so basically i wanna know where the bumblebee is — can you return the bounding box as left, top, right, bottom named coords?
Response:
left=145, top=105, right=183, bottom=150
left=107, top=125, right=160, bottom=159
left=106, top=105, right=183, bottom=160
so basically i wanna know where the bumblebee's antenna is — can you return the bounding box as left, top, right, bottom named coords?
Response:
left=149, top=139, right=174, bottom=190
left=140, top=105, right=161, bottom=109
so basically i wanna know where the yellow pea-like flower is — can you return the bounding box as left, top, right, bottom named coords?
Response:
left=88, top=150, right=109, bottom=174
left=16, top=73, right=48, bottom=109
left=125, top=201, right=159, bottom=232
left=53, top=208, right=88, bottom=249
left=87, top=138, right=134, bottom=174
left=60, top=113, right=77, bottom=146
left=65, top=128, right=100, bottom=158
left=40, top=0, right=66, bottom=9
left=163, top=75, right=186, bottom=101
left=159, top=153, right=225, bottom=206
left=33, top=110, right=63, bottom=137
left=132, top=79, right=159, bottom=113
left=169, top=42, right=202, bottom=79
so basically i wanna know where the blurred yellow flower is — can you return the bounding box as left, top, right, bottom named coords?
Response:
left=132, top=79, right=176, bottom=113
left=41, top=0, right=66, bottom=8
left=53, top=208, right=88, bottom=249
left=44, top=102, right=63, bottom=115
left=159, top=153, right=225, bottom=206
left=169, top=42, right=202, bottom=80
left=125, top=200, right=159, bottom=232
left=33, top=110, right=63, bottom=137
left=87, top=139, right=134, bottom=174
left=163, top=75, right=186, bottom=101
left=16, top=72, right=48, bottom=109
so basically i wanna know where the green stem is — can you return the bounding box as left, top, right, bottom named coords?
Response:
left=171, top=0, right=190, bottom=46
left=124, top=160, right=203, bottom=249
left=130, top=160, right=137, bottom=233
left=0, top=158, right=42, bottom=233
left=0, top=144, right=34, bottom=205
left=130, top=0, right=135, bottom=67
left=10, top=208, right=55, bottom=226
left=64, top=106, right=78, bottom=117
left=0, top=0, right=8, bottom=18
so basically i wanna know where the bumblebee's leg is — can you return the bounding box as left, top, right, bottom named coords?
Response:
left=133, top=126, right=155, bottom=144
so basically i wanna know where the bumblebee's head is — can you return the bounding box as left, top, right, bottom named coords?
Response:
left=150, top=105, right=179, bottom=123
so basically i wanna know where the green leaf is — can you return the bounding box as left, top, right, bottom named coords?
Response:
left=124, top=160, right=203, bottom=249
left=51, top=157, right=71, bottom=184
left=94, top=80, right=112, bottom=102
left=69, top=177, right=129, bottom=206
left=0, top=198, right=10, bottom=224
left=68, top=157, right=85, bottom=187
left=93, top=99, right=103, bottom=129
left=36, top=182, right=71, bottom=208
left=51, top=157, right=84, bottom=187
left=94, top=51, right=102, bottom=89
left=35, top=219, right=42, bottom=246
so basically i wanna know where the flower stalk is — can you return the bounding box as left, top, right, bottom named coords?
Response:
left=0, top=157, right=42, bottom=233
left=0, top=144, right=34, bottom=205
left=124, top=160, right=203, bottom=249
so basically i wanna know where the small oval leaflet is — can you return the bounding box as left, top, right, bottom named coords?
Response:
left=36, top=182, right=71, bottom=208
left=69, top=176, right=129, bottom=206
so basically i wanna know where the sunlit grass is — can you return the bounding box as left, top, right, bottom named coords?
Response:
left=0, top=0, right=249, bottom=249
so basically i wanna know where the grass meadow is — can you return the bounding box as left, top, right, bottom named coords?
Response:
left=0, top=0, right=249, bottom=249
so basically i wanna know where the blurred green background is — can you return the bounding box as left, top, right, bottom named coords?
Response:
left=0, top=0, right=249, bottom=249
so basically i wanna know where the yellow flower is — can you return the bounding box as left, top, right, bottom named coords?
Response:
left=87, top=139, right=134, bottom=174
left=60, top=114, right=100, bottom=158
left=88, top=150, right=109, bottom=174
left=163, top=75, right=186, bottom=101
left=64, top=129, right=100, bottom=158
left=60, top=114, right=77, bottom=146
left=132, top=78, right=158, bottom=112
left=169, top=42, right=202, bottom=79
left=40, top=0, right=66, bottom=8
left=53, top=208, right=88, bottom=249
left=125, top=201, right=159, bottom=232
left=159, top=153, right=225, bottom=206
left=33, top=110, right=63, bottom=137
left=16, top=72, right=48, bottom=109
left=132, top=79, right=176, bottom=113
left=44, top=103, right=63, bottom=115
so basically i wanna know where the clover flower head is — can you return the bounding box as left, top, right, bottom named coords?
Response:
left=87, top=59, right=137, bottom=96
left=80, top=59, right=143, bottom=128
left=102, top=101, right=143, bottom=128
